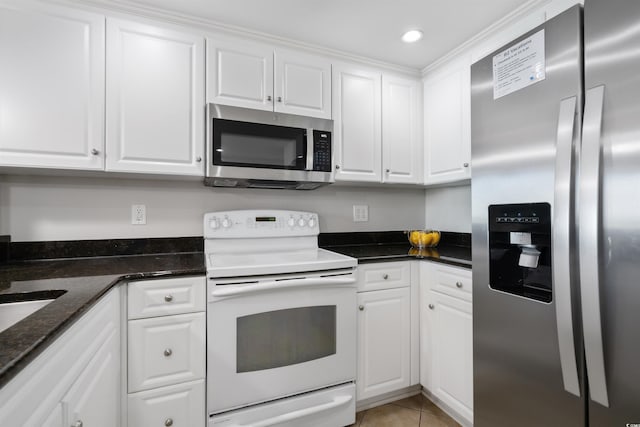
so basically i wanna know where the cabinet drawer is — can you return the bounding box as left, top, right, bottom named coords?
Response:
left=356, top=261, right=411, bottom=292
left=431, top=263, right=472, bottom=300
left=128, top=276, right=205, bottom=319
left=128, top=312, right=205, bottom=393
left=128, top=380, right=205, bottom=427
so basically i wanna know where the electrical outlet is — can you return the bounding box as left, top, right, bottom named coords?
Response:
left=353, top=205, right=369, bottom=222
left=131, top=204, right=146, bottom=225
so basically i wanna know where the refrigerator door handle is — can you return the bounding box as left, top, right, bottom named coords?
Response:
left=579, top=84, right=609, bottom=407
left=553, top=96, right=581, bottom=397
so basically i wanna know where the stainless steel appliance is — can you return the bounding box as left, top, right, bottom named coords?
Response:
left=204, top=210, right=357, bottom=426
left=205, top=104, right=333, bottom=190
left=472, top=2, right=640, bottom=425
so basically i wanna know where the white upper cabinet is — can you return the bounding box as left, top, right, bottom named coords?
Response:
left=106, top=18, right=205, bottom=175
left=207, top=36, right=331, bottom=119
left=207, top=37, right=274, bottom=112
left=382, top=75, right=422, bottom=184
left=332, top=63, right=382, bottom=182
left=0, top=1, right=104, bottom=170
left=274, top=48, right=331, bottom=119
left=423, top=57, right=471, bottom=185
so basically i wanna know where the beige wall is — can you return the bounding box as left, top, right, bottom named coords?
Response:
left=425, top=184, right=471, bottom=233
left=0, top=175, right=427, bottom=241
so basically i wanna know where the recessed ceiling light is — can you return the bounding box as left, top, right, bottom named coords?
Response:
left=402, top=30, right=423, bottom=43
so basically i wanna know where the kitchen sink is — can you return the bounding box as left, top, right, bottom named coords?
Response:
left=0, top=290, right=66, bottom=334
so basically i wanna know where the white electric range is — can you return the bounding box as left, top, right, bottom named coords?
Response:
left=205, top=210, right=358, bottom=427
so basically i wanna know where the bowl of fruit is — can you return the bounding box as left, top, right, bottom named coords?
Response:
left=407, top=230, right=441, bottom=248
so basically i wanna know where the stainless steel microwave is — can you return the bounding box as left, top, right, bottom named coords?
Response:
left=204, top=104, right=334, bottom=190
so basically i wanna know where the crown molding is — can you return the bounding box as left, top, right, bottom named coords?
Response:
left=421, top=0, right=550, bottom=76
left=61, top=0, right=421, bottom=76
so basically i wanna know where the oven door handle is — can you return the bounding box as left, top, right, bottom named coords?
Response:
left=211, top=276, right=356, bottom=298
left=230, top=394, right=353, bottom=427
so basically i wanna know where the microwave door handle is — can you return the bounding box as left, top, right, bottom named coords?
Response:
left=211, top=276, right=356, bottom=298
left=230, top=394, right=353, bottom=427
left=306, top=128, right=314, bottom=170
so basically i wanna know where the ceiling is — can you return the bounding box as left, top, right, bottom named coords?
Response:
left=117, top=0, right=536, bottom=70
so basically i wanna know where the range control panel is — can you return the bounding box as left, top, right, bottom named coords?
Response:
left=204, top=210, right=319, bottom=239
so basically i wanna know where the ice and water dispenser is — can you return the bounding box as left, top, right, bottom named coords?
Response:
left=488, top=203, right=552, bottom=303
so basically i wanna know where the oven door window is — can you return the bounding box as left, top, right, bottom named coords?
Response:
left=213, top=119, right=306, bottom=170
left=236, top=305, right=336, bottom=373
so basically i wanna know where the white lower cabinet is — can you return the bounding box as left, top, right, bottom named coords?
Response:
left=357, top=287, right=411, bottom=400
left=128, top=379, right=205, bottom=427
left=0, top=288, right=120, bottom=427
left=356, top=261, right=419, bottom=403
left=420, top=261, right=473, bottom=424
left=126, top=276, right=206, bottom=426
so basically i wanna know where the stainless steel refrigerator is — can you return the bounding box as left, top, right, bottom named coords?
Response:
left=472, top=1, right=640, bottom=425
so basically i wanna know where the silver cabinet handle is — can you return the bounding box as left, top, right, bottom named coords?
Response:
left=165, top=419, right=174, bottom=427
left=553, top=95, right=581, bottom=398
left=428, top=304, right=434, bottom=310
left=277, top=96, right=282, bottom=102
left=196, top=156, right=202, bottom=162
left=463, top=162, right=469, bottom=167
left=358, top=305, right=364, bottom=311
left=335, top=165, right=340, bottom=170
left=72, top=421, right=83, bottom=427
left=164, top=348, right=173, bottom=357
left=90, top=149, right=99, bottom=155
left=455, top=282, right=463, bottom=288
left=267, top=95, right=272, bottom=101
left=382, top=274, right=389, bottom=280
left=579, top=85, right=608, bottom=407
left=385, top=169, right=390, bottom=173
left=164, top=295, right=173, bottom=302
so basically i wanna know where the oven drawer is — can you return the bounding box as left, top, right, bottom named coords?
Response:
left=128, top=379, right=205, bottom=427
left=128, top=312, right=205, bottom=393
left=128, top=276, right=206, bottom=319
left=356, top=261, right=411, bottom=292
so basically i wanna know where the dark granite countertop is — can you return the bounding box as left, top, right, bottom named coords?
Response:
left=323, top=243, right=472, bottom=268
left=319, top=230, right=472, bottom=268
left=0, top=252, right=205, bottom=389
left=0, top=232, right=471, bottom=391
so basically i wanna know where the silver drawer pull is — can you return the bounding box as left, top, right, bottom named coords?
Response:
left=72, top=421, right=83, bottom=427
left=164, top=295, right=173, bottom=302
left=165, top=418, right=174, bottom=427
left=382, top=274, right=389, bottom=280
left=359, top=305, right=364, bottom=311
left=428, top=304, right=435, bottom=310
left=164, top=348, right=173, bottom=357
left=456, top=282, right=463, bottom=288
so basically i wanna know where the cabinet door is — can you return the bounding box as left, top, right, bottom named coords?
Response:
left=207, top=36, right=274, bottom=111
left=382, top=75, right=422, bottom=184
left=274, top=48, right=331, bottom=119
left=0, top=1, right=104, bottom=170
left=106, top=18, right=204, bottom=175
left=332, top=64, right=382, bottom=182
left=357, top=287, right=411, bottom=401
left=41, top=404, right=63, bottom=427
left=62, top=327, right=119, bottom=427
left=423, top=60, right=471, bottom=185
left=428, top=290, right=473, bottom=421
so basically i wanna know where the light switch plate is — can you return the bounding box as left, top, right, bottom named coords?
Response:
left=353, top=205, right=369, bottom=222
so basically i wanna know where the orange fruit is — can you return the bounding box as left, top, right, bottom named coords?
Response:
left=429, top=231, right=441, bottom=246
left=419, top=232, right=433, bottom=247
left=409, top=231, right=421, bottom=246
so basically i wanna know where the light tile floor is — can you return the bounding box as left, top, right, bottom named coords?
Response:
left=349, top=394, right=461, bottom=427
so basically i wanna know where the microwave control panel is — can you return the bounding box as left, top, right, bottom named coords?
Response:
left=312, top=130, right=332, bottom=172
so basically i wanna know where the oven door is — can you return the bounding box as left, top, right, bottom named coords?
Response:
left=207, top=271, right=357, bottom=414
